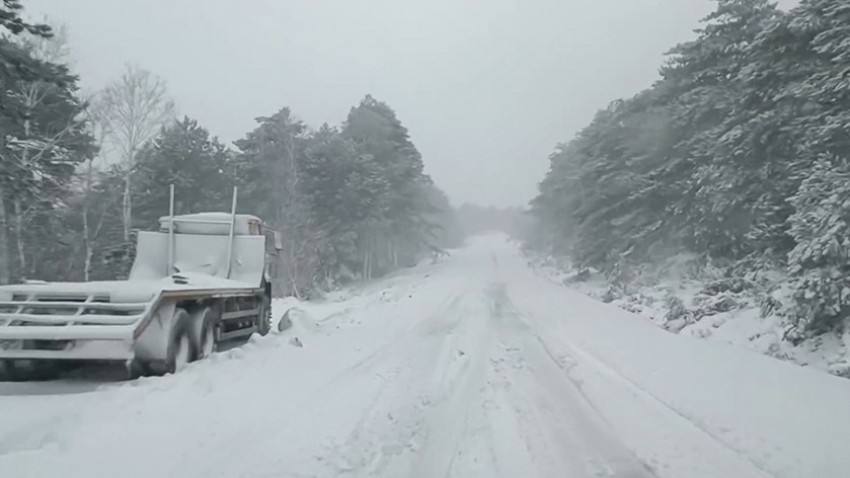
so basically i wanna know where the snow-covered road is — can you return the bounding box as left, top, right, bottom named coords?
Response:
left=2, top=235, right=849, bottom=478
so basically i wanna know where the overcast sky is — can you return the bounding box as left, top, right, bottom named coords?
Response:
left=26, top=0, right=799, bottom=208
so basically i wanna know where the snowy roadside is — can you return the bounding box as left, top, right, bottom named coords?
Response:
left=524, top=252, right=850, bottom=379
left=0, top=254, right=470, bottom=478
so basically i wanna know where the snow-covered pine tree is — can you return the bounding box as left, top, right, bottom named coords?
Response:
left=661, top=0, right=784, bottom=259
left=131, top=117, right=233, bottom=228
left=0, top=17, right=95, bottom=283
left=787, top=156, right=850, bottom=333
left=342, top=95, right=436, bottom=277
left=232, top=108, right=318, bottom=297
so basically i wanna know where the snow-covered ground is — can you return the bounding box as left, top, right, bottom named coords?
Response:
left=529, top=255, right=850, bottom=378
left=2, top=234, right=849, bottom=478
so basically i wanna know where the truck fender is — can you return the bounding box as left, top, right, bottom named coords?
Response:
left=134, top=300, right=178, bottom=362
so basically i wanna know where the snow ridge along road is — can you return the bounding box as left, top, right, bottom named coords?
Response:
left=2, top=234, right=849, bottom=478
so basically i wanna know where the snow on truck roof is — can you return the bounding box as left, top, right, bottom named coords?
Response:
left=158, top=212, right=264, bottom=235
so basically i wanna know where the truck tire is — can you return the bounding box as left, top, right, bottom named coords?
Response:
left=257, top=295, right=271, bottom=336
left=148, top=308, right=194, bottom=375
left=192, top=306, right=217, bottom=361
left=168, top=308, right=194, bottom=373
left=126, top=359, right=150, bottom=380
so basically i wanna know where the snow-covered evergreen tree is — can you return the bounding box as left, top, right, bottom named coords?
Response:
left=787, top=156, right=850, bottom=333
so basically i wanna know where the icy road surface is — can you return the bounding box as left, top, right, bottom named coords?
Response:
left=2, top=235, right=850, bottom=478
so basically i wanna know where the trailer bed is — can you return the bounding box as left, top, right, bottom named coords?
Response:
left=0, top=274, right=263, bottom=362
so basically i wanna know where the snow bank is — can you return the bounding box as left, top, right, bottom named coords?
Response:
left=527, top=254, right=850, bottom=378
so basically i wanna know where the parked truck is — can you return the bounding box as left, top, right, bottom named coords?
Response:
left=0, top=187, right=273, bottom=380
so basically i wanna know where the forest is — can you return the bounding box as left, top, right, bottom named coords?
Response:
left=5, top=0, right=848, bottom=348
left=0, top=1, right=463, bottom=298
left=528, top=0, right=850, bottom=339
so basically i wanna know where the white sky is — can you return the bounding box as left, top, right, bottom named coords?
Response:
left=25, top=0, right=800, bottom=208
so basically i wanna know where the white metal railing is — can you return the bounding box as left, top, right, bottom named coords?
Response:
left=0, top=293, right=151, bottom=328
left=167, top=184, right=175, bottom=276
left=226, top=187, right=238, bottom=279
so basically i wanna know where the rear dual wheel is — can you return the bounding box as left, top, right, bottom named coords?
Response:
left=192, top=306, right=217, bottom=360
left=138, top=306, right=216, bottom=378
left=161, top=306, right=221, bottom=372
left=167, top=308, right=196, bottom=374
left=257, top=294, right=272, bottom=336
left=143, top=308, right=194, bottom=376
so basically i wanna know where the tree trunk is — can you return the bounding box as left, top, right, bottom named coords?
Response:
left=13, top=199, right=26, bottom=279
left=15, top=111, right=32, bottom=280
left=83, top=159, right=93, bottom=282
left=0, top=187, right=10, bottom=285
left=362, top=248, right=369, bottom=281
left=367, top=234, right=374, bottom=281
left=122, top=174, right=132, bottom=242
left=288, top=234, right=302, bottom=300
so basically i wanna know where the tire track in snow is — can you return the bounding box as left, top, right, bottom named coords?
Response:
left=164, top=280, right=477, bottom=478
left=326, top=285, right=472, bottom=381
left=476, top=281, right=656, bottom=478
left=538, top=334, right=775, bottom=478
left=409, top=297, right=497, bottom=478
left=230, top=283, right=483, bottom=478
left=276, top=280, right=473, bottom=407
left=319, top=295, right=480, bottom=477
left=498, top=284, right=776, bottom=478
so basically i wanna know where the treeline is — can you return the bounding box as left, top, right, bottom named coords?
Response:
left=529, top=0, right=849, bottom=337
left=0, top=3, right=461, bottom=297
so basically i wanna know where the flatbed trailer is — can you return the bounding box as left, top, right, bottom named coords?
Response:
left=0, top=187, right=273, bottom=379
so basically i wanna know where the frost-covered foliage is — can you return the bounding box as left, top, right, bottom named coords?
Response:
left=787, top=157, right=850, bottom=333
left=527, top=0, right=850, bottom=339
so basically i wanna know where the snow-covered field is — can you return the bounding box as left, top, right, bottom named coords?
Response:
left=1, top=235, right=849, bottom=478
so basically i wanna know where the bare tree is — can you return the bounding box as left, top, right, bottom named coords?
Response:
left=78, top=99, right=115, bottom=281
left=97, top=64, right=175, bottom=241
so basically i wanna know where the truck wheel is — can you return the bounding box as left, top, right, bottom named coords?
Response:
left=126, top=359, right=150, bottom=380
left=149, top=308, right=193, bottom=375
left=192, top=306, right=217, bottom=361
left=257, top=295, right=271, bottom=336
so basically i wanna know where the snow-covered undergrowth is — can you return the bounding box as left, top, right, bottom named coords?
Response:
left=526, top=252, right=850, bottom=379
